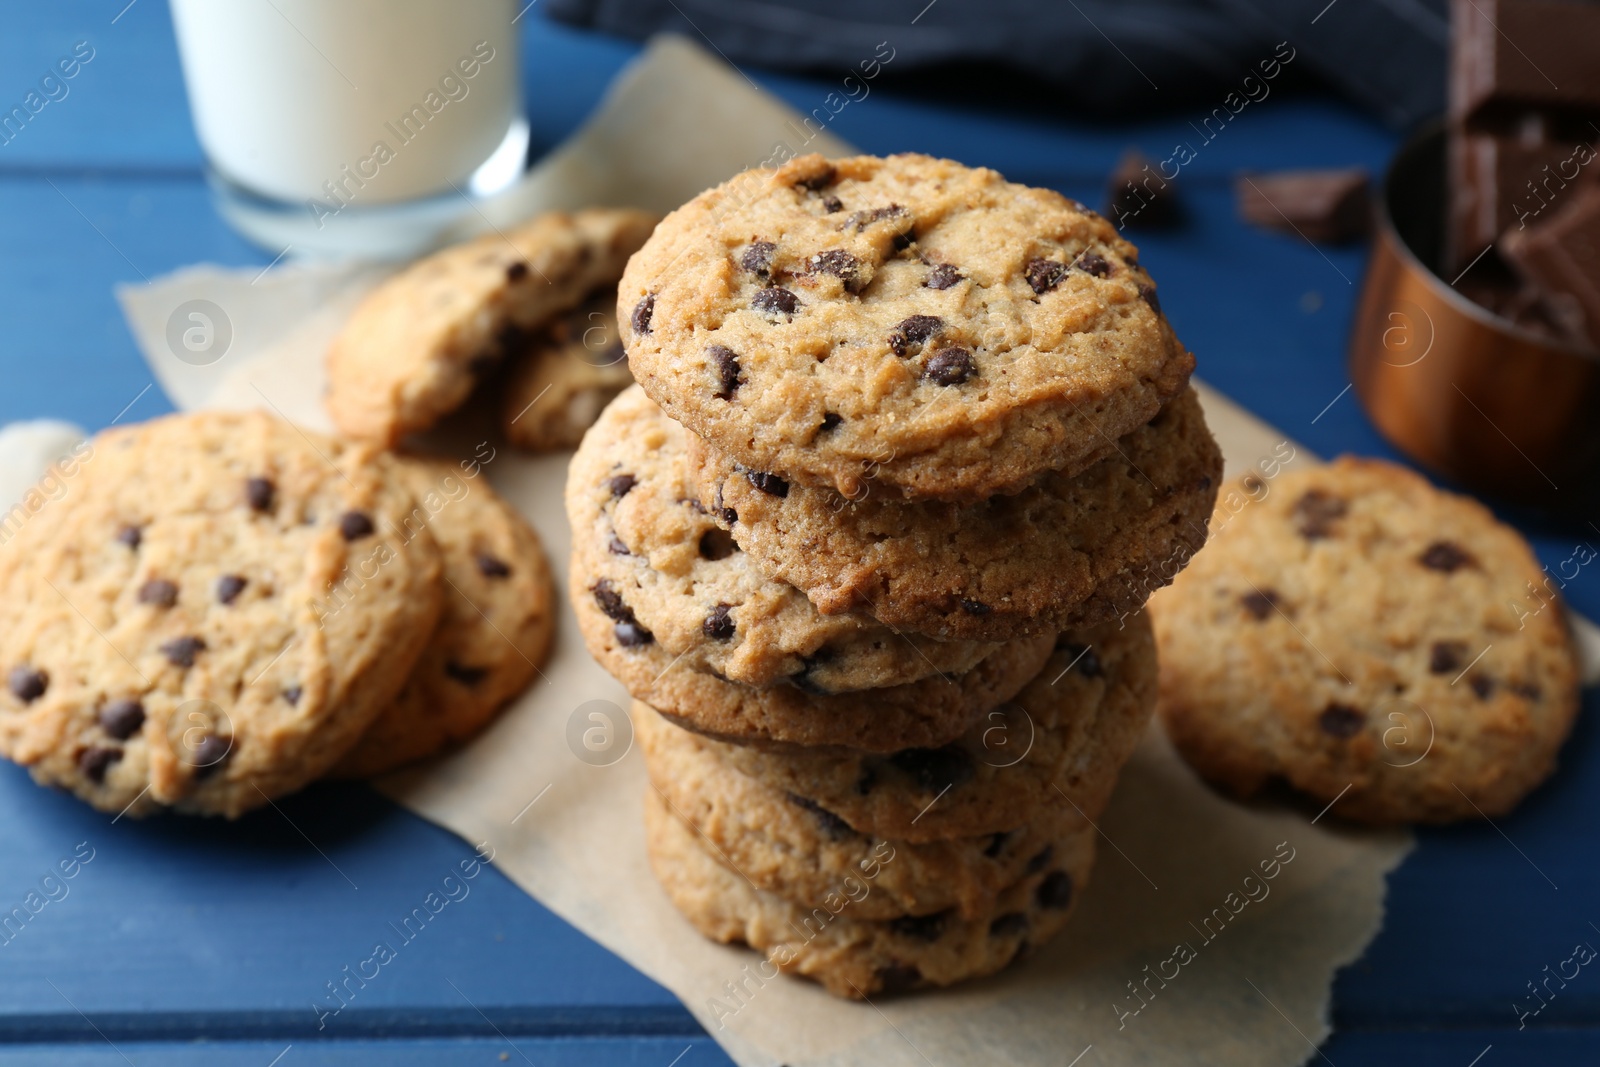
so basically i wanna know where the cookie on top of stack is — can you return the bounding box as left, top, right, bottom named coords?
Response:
left=568, top=152, right=1223, bottom=997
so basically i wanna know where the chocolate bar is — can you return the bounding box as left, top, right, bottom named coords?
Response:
left=1451, top=0, right=1600, bottom=124
left=1450, top=115, right=1600, bottom=261
left=1234, top=169, right=1371, bottom=244
left=1501, top=183, right=1600, bottom=348
left=1104, top=149, right=1182, bottom=231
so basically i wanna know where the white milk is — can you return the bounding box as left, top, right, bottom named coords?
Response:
left=170, top=0, right=526, bottom=256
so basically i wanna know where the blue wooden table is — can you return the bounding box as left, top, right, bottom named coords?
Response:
left=2, top=4, right=1597, bottom=1064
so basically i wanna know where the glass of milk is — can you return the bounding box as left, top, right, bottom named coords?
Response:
left=170, top=0, right=528, bottom=258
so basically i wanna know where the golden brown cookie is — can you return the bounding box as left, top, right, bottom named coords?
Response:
left=1152, top=456, right=1581, bottom=824
left=502, top=294, right=634, bottom=452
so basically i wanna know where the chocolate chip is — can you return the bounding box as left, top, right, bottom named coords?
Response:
left=1318, top=703, right=1365, bottom=738
left=137, top=578, right=179, bottom=608
left=923, top=347, right=975, bottom=386
left=630, top=294, right=655, bottom=335
left=592, top=580, right=631, bottom=621
left=819, top=412, right=842, bottom=432
left=798, top=164, right=837, bottom=190
left=607, top=531, right=630, bottom=555
left=807, top=249, right=866, bottom=293
left=1292, top=490, right=1347, bottom=539
left=854, top=766, right=877, bottom=795
left=874, top=963, right=923, bottom=995
left=751, top=286, right=800, bottom=318
left=1073, top=251, right=1112, bottom=277
left=822, top=195, right=844, bottom=213
left=959, top=598, right=991, bottom=616
left=190, top=734, right=230, bottom=779
left=245, top=477, right=276, bottom=512
left=1512, top=681, right=1543, bottom=701
left=1471, top=675, right=1496, bottom=700
left=78, top=746, right=121, bottom=784
left=99, top=698, right=145, bottom=739
left=465, top=353, right=498, bottom=378
left=1138, top=283, right=1162, bottom=314
left=989, top=912, right=1029, bottom=938
left=338, top=511, right=375, bottom=541
left=505, top=261, right=529, bottom=282
left=215, top=574, right=247, bottom=605
left=703, top=603, right=736, bottom=641
left=475, top=552, right=511, bottom=578
left=283, top=685, right=302, bottom=706
left=1036, top=870, right=1074, bottom=909
left=607, top=473, right=637, bottom=498
left=1025, top=846, right=1054, bottom=875
left=889, top=911, right=948, bottom=942
left=614, top=620, right=654, bottom=647
left=887, top=315, right=943, bottom=357
left=1241, top=589, right=1280, bottom=620
left=160, top=636, right=206, bottom=668
left=740, top=241, right=776, bottom=276
left=1055, top=641, right=1102, bottom=678
left=1429, top=640, right=1467, bottom=674
left=889, top=745, right=974, bottom=794
left=698, top=528, right=735, bottom=561
left=846, top=204, right=908, bottom=232
left=1025, top=258, right=1067, bottom=294
left=706, top=345, right=744, bottom=399
left=8, top=666, right=47, bottom=703
left=925, top=263, right=962, bottom=290
left=785, top=792, right=855, bottom=840
left=1419, top=541, right=1474, bottom=573
left=445, top=661, right=489, bottom=686
left=116, top=524, right=142, bottom=549
left=745, top=470, right=789, bottom=497
left=983, top=831, right=1012, bottom=858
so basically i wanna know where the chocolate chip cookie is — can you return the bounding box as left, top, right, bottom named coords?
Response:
left=618, top=153, right=1193, bottom=502
left=0, top=411, right=443, bottom=817
left=1152, top=457, right=1580, bottom=824
left=693, top=618, right=1158, bottom=843
left=566, top=385, right=998, bottom=692
left=502, top=294, right=634, bottom=452
left=333, top=459, right=554, bottom=777
left=637, top=702, right=1083, bottom=919
left=327, top=208, right=656, bottom=445
left=645, top=786, right=1095, bottom=999
left=689, top=386, right=1221, bottom=640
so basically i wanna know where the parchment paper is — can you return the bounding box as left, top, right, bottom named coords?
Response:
left=96, top=33, right=1532, bottom=1066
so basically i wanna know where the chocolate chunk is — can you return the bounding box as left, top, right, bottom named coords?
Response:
left=751, top=286, right=800, bottom=318
left=8, top=666, right=47, bottom=703
left=1105, top=149, right=1183, bottom=230
left=505, top=260, right=529, bottom=282
left=846, top=204, right=909, bottom=232
left=99, top=698, right=145, bottom=739
left=1419, top=540, right=1475, bottom=572
left=821, top=195, right=844, bottom=213
left=1318, top=703, right=1365, bottom=738
left=984, top=831, right=1012, bottom=858
left=798, top=163, right=837, bottom=190
left=989, top=912, right=1030, bottom=938
left=630, top=294, right=655, bottom=335
left=78, top=746, right=121, bottom=784
left=807, top=249, right=867, bottom=293
left=1471, top=675, right=1496, bottom=699
left=607, top=531, right=630, bottom=555
left=475, top=552, right=511, bottom=578
left=706, top=345, right=744, bottom=399
left=889, top=745, right=975, bottom=794
left=214, top=574, right=247, bottom=605
left=1451, top=0, right=1600, bottom=123
left=785, top=792, right=856, bottom=840
left=614, top=620, right=654, bottom=647
left=592, top=580, right=631, bottom=622
left=245, top=477, right=276, bottom=512
left=1292, top=489, right=1347, bottom=539
left=1138, top=283, right=1162, bottom=315
left=1449, top=121, right=1578, bottom=270
left=1512, top=681, right=1543, bottom=701
left=1055, top=641, right=1103, bottom=678
left=959, top=598, right=991, bottom=616
left=1073, top=251, right=1113, bottom=277
left=607, top=473, right=637, bottom=499
left=925, top=263, right=962, bottom=290
left=338, top=511, right=375, bottom=541
left=745, top=469, right=789, bottom=497
left=740, top=240, right=776, bottom=276
left=1025, top=258, right=1067, bottom=294
left=190, top=734, right=230, bottom=778
left=874, top=963, right=923, bottom=996
left=1429, top=640, right=1467, bottom=674
left=283, top=685, right=302, bottom=706
left=819, top=412, right=843, bottom=432
left=1241, top=589, right=1280, bottom=620
left=887, top=315, right=943, bottom=357
left=465, top=352, right=500, bottom=378
left=854, top=766, right=877, bottom=795
left=160, top=636, right=206, bottom=668
left=889, top=911, right=948, bottom=942
left=1036, top=870, right=1074, bottom=909
left=703, top=603, right=736, bottom=641
left=116, top=524, right=143, bottom=549
left=444, top=661, right=489, bottom=686
left=1236, top=169, right=1372, bottom=244
left=1502, top=184, right=1600, bottom=348
left=138, top=578, right=179, bottom=608
left=923, top=346, right=976, bottom=386
left=1025, top=846, right=1054, bottom=875
left=698, top=528, right=735, bottom=561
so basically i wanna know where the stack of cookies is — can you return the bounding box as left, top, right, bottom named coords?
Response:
left=569, top=153, right=1224, bottom=997
left=0, top=410, right=556, bottom=817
